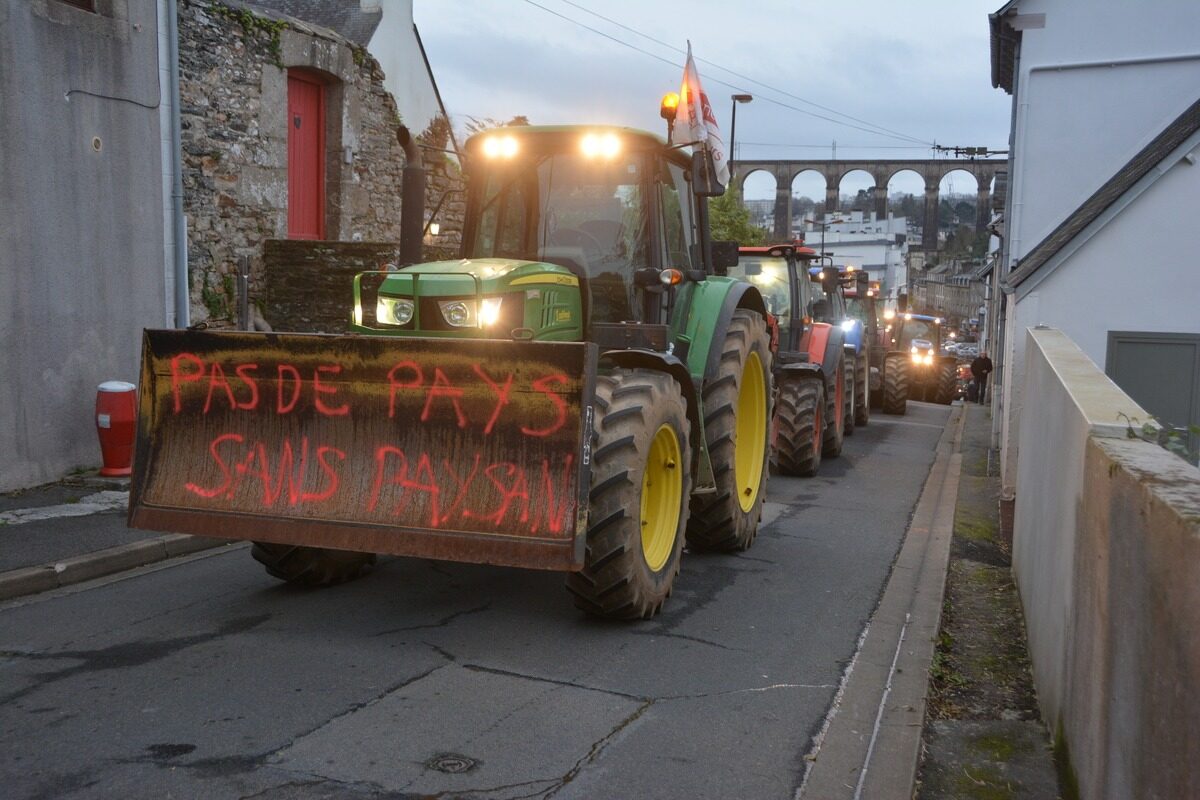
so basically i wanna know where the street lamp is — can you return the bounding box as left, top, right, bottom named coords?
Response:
left=729, top=93, right=752, bottom=166
left=803, top=216, right=844, bottom=257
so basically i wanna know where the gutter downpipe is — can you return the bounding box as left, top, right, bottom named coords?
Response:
left=167, top=0, right=189, bottom=327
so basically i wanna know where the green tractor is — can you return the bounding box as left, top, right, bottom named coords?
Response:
left=879, top=310, right=957, bottom=413
left=130, top=124, right=772, bottom=621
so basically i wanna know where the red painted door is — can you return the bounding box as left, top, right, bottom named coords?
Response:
left=287, top=73, right=325, bottom=240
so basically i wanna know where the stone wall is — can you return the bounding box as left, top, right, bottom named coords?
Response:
left=262, top=238, right=399, bottom=333
left=178, top=0, right=463, bottom=327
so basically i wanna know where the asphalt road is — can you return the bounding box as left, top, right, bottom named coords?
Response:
left=0, top=403, right=951, bottom=800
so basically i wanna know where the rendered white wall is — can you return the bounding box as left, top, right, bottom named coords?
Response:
left=999, top=136, right=1200, bottom=492
left=368, top=0, right=443, bottom=137
left=1003, top=0, right=1200, bottom=265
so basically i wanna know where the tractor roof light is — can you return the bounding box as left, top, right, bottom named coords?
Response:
left=660, top=92, right=679, bottom=122
left=482, top=135, right=519, bottom=159
left=581, top=132, right=621, bottom=159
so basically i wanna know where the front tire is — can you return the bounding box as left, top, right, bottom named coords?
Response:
left=566, top=369, right=692, bottom=620
left=843, top=352, right=856, bottom=437
left=775, top=375, right=824, bottom=477
left=250, top=543, right=376, bottom=587
left=854, top=352, right=870, bottom=426
left=686, top=310, right=772, bottom=553
left=933, top=361, right=957, bottom=405
left=823, top=355, right=846, bottom=458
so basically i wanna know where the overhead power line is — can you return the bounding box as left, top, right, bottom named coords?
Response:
left=533, top=0, right=934, bottom=147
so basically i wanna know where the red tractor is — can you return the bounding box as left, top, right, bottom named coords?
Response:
left=732, top=245, right=850, bottom=476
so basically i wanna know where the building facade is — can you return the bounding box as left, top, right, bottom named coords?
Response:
left=1, top=0, right=170, bottom=491
left=989, top=0, right=1200, bottom=497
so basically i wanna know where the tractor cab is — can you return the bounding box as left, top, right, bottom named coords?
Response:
left=730, top=243, right=817, bottom=357
left=843, top=274, right=880, bottom=340
left=353, top=126, right=723, bottom=350
left=807, top=265, right=848, bottom=324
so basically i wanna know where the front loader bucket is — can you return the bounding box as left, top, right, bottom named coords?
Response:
left=129, top=330, right=596, bottom=571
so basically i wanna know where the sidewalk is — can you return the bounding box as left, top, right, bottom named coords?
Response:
left=799, top=402, right=1061, bottom=799
left=0, top=473, right=228, bottom=601
left=916, top=403, right=1060, bottom=799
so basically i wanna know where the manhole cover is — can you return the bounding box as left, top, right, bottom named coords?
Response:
left=427, top=753, right=478, bottom=774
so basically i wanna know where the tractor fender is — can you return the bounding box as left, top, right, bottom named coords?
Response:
left=799, top=322, right=847, bottom=384
left=601, top=348, right=702, bottom=475
left=673, top=277, right=767, bottom=385
left=777, top=361, right=824, bottom=380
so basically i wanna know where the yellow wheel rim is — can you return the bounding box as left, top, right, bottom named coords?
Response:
left=734, top=351, right=767, bottom=513
left=640, top=423, right=683, bottom=573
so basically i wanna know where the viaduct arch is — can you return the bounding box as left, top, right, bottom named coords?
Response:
left=731, top=158, right=1004, bottom=250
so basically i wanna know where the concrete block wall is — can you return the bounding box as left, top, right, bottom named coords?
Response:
left=1013, top=327, right=1200, bottom=799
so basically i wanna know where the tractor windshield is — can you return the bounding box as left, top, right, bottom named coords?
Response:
left=897, top=318, right=939, bottom=350
left=730, top=256, right=792, bottom=328
left=845, top=297, right=874, bottom=329
left=467, top=152, right=651, bottom=322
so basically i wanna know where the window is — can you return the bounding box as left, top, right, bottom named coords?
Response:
left=57, top=0, right=96, bottom=9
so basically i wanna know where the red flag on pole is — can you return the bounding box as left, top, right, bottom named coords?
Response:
left=679, top=41, right=729, bottom=187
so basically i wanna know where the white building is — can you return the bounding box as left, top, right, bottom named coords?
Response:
left=799, top=211, right=909, bottom=308
left=988, top=0, right=1200, bottom=496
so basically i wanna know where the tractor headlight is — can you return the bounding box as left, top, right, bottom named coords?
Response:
left=840, top=320, right=856, bottom=332
left=439, top=300, right=474, bottom=327
left=438, top=298, right=504, bottom=328
left=923, top=353, right=934, bottom=365
left=376, top=296, right=414, bottom=326
left=479, top=297, right=503, bottom=326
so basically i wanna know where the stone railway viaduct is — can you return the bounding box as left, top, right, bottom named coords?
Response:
left=730, top=159, right=1005, bottom=250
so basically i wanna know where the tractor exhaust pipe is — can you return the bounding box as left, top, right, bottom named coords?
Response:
left=397, top=125, right=426, bottom=266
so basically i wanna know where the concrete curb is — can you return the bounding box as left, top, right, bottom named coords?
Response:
left=800, top=404, right=967, bottom=799
left=0, top=534, right=233, bottom=602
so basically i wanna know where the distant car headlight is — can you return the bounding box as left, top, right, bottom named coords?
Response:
left=376, top=296, right=414, bottom=325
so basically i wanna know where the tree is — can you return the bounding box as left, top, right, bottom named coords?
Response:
left=462, top=115, right=531, bottom=138
left=709, top=184, right=767, bottom=245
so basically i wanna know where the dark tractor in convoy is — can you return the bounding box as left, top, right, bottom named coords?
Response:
left=807, top=265, right=870, bottom=433
left=879, top=310, right=957, bottom=413
left=842, top=274, right=886, bottom=412
left=730, top=244, right=849, bottom=477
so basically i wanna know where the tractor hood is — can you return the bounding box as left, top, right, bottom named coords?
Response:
left=379, top=258, right=579, bottom=297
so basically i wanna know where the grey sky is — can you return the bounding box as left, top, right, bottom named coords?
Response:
left=414, top=0, right=1010, bottom=200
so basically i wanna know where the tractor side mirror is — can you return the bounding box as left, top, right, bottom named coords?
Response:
left=710, top=240, right=739, bottom=274
left=897, top=294, right=908, bottom=313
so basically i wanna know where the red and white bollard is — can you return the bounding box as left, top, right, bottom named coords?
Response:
left=96, top=381, right=137, bottom=477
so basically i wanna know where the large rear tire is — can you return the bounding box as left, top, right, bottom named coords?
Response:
left=250, top=543, right=376, bottom=587
left=566, top=369, right=691, bottom=620
left=881, top=354, right=909, bottom=415
left=854, top=352, right=870, bottom=426
left=775, top=375, right=824, bottom=477
left=823, top=355, right=846, bottom=458
left=686, top=310, right=772, bottom=553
